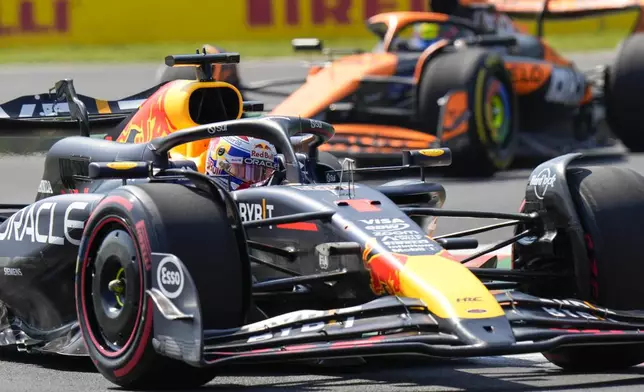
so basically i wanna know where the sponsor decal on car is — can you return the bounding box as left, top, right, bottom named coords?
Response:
left=541, top=306, right=612, bottom=321
left=243, top=306, right=361, bottom=343
left=358, top=217, right=439, bottom=255
left=207, top=124, right=228, bottom=134
left=309, top=119, right=324, bottom=129
left=238, top=199, right=274, bottom=223
left=359, top=218, right=410, bottom=232
left=156, top=255, right=184, bottom=299
left=538, top=297, right=618, bottom=315
left=529, top=167, right=556, bottom=199
left=38, top=180, right=53, bottom=194
left=0, top=201, right=88, bottom=245
left=380, top=231, right=439, bottom=254
left=3, top=267, right=22, bottom=276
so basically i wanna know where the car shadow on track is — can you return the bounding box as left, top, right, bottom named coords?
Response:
left=195, top=360, right=644, bottom=392
left=0, top=348, right=97, bottom=373
left=4, top=349, right=644, bottom=391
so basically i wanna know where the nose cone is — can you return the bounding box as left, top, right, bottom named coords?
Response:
left=364, top=250, right=505, bottom=320
left=364, top=248, right=515, bottom=346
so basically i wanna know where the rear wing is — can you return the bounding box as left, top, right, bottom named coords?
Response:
left=490, top=0, right=640, bottom=14
left=488, top=0, right=643, bottom=37
left=0, top=84, right=158, bottom=122
left=0, top=83, right=266, bottom=137
left=0, top=82, right=162, bottom=138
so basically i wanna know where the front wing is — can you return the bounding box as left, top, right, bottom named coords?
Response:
left=148, top=253, right=644, bottom=368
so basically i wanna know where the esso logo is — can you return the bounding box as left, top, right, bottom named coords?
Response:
left=162, top=267, right=181, bottom=285
left=156, top=256, right=184, bottom=299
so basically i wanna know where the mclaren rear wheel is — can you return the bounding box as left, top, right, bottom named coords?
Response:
left=417, top=47, right=518, bottom=177
left=541, top=166, right=644, bottom=370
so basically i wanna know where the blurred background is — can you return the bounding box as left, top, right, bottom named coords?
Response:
left=0, top=0, right=640, bottom=211
left=0, top=0, right=641, bottom=220
left=0, top=0, right=641, bottom=61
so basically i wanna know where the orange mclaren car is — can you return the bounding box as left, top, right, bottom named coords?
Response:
left=157, top=2, right=644, bottom=176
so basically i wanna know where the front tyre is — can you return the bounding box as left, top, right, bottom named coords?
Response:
left=76, top=198, right=158, bottom=388
left=541, top=166, right=644, bottom=370
left=76, top=183, right=248, bottom=389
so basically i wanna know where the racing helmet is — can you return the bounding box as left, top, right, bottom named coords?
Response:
left=206, top=136, right=278, bottom=190
left=410, top=22, right=441, bottom=50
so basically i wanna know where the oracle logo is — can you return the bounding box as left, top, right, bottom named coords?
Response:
left=0, top=0, right=70, bottom=37
left=246, top=0, right=428, bottom=27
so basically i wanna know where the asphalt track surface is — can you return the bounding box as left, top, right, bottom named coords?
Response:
left=2, top=51, right=644, bottom=391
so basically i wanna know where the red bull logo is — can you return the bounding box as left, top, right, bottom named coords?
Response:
left=116, top=83, right=177, bottom=144
left=362, top=239, right=409, bottom=295
left=251, top=143, right=275, bottom=160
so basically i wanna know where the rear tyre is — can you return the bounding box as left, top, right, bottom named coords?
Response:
left=76, top=183, right=249, bottom=389
left=417, top=48, right=518, bottom=177
left=541, top=166, right=644, bottom=370
left=605, top=33, right=644, bottom=151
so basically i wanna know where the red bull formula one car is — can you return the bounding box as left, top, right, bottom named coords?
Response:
left=2, top=53, right=644, bottom=390
left=158, top=5, right=644, bottom=176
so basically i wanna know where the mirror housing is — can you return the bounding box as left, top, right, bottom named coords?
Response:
left=402, top=148, right=452, bottom=168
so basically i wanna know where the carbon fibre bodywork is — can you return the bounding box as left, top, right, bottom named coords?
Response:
left=1, top=55, right=644, bottom=388
left=0, top=111, right=641, bottom=368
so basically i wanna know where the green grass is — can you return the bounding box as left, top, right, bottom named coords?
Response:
left=0, top=30, right=629, bottom=64
left=541, top=29, right=629, bottom=53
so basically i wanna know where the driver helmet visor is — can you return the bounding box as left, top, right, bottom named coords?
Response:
left=223, top=157, right=276, bottom=184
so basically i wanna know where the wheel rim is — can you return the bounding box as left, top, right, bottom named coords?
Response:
left=81, top=217, right=144, bottom=358
left=484, top=77, right=511, bottom=146
left=98, top=259, right=127, bottom=318
left=113, top=267, right=126, bottom=308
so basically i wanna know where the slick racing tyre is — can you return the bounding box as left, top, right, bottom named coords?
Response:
left=542, top=166, right=644, bottom=371
left=417, top=47, right=518, bottom=177
left=75, top=183, right=250, bottom=389
left=157, top=44, right=242, bottom=88
left=605, top=33, right=644, bottom=152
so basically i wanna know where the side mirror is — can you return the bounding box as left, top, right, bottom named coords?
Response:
left=402, top=148, right=452, bottom=168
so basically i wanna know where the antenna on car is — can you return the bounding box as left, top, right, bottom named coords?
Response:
left=337, top=158, right=356, bottom=199
left=50, top=79, right=90, bottom=137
